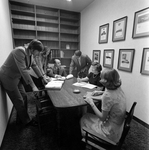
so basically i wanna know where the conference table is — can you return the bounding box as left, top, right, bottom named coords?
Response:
left=47, top=77, right=101, bottom=108
left=46, top=77, right=102, bottom=142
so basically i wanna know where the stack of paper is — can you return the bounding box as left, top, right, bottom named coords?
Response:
left=73, top=82, right=97, bottom=89
left=45, top=81, right=64, bottom=89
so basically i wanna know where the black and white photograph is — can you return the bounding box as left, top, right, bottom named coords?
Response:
left=0, top=0, right=149, bottom=150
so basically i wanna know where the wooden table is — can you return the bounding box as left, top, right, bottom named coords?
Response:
left=46, top=77, right=102, bottom=145
left=47, top=77, right=101, bottom=108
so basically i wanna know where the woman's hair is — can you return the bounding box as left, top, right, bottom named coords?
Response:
left=92, top=62, right=102, bottom=72
left=41, top=46, right=51, bottom=55
left=100, top=68, right=121, bottom=90
left=28, top=39, right=43, bottom=52
left=74, top=50, right=82, bottom=57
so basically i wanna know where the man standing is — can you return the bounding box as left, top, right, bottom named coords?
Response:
left=69, top=50, right=91, bottom=78
left=0, top=39, right=48, bottom=127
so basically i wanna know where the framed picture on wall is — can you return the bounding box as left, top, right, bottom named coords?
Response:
left=103, top=49, right=114, bottom=68
left=117, top=49, right=135, bottom=72
left=98, top=23, right=109, bottom=44
left=132, top=7, right=149, bottom=38
left=140, top=48, right=149, bottom=75
left=112, top=16, right=127, bottom=42
left=92, top=50, right=101, bottom=63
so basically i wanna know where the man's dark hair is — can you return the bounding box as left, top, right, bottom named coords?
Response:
left=75, top=50, right=82, bottom=57
left=28, top=39, right=43, bottom=52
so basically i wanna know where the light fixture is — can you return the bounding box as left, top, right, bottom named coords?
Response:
left=66, top=0, right=72, bottom=2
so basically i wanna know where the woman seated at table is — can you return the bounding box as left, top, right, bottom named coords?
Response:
left=77, top=62, right=104, bottom=90
left=80, top=68, right=126, bottom=143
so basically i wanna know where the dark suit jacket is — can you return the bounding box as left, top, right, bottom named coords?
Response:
left=69, top=54, right=91, bottom=77
left=0, top=46, right=42, bottom=91
left=47, top=66, right=67, bottom=77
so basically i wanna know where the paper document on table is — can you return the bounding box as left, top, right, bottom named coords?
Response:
left=51, top=77, right=66, bottom=81
left=82, top=83, right=97, bottom=89
left=45, top=81, right=64, bottom=89
left=73, top=82, right=97, bottom=89
left=73, top=82, right=87, bottom=87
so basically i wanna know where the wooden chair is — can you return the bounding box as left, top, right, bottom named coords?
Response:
left=34, top=89, right=54, bottom=132
left=82, top=102, right=137, bottom=150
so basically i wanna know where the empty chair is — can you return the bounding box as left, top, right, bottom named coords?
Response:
left=34, top=89, right=54, bottom=132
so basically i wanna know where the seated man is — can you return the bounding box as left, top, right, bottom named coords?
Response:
left=47, top=59, right=67, bottom=78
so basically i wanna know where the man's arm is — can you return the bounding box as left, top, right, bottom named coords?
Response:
left=47, top=67, right=55, bottom=77
left=31, top=58, right=44, bottom=77
left=34, top=54, right=45, bottom=76
left=86, top=55, right=92, bottom=71
left=81, top=55, right=92, bottom=73
left=61, top=67, right=67, bottom=77
left=12, top=48, right=37, bottom=89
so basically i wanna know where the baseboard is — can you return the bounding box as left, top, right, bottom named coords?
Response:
left=133, top=116, right=149, bottom=129
left=0, top=106, right=14, bottom=148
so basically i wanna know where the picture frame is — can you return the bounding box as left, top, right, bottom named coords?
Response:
left=103, top=49, right=114, bottom=68
left=98, top=23, right=109, bottom=44
left=112, top=16, right=127, bottom=42
left=117, top=49, right=135, bottom=72
left=140, top=48, right=149, bottom=75
left=132, top=7, right=149, bottom=38
left=92, top=50, right=101, bottom=63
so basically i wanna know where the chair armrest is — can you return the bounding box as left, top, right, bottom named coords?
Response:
left=82, top=127, right=116, bottom=146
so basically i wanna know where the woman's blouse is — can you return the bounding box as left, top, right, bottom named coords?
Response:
left=101, top=87, right=126, bottom=142
left=88, top=72, right=103, bottom=87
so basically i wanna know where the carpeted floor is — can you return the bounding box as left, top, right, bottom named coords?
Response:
left=1, top=92, right=149, bottom=150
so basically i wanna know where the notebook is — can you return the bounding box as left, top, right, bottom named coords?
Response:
left=45, top=81, right=64, bottom=90
left=73, top=82, right=97, bottom=89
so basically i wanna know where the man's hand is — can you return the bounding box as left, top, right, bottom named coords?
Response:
left=81, top=67, right=88, bottom=73
left=55, top=74, right=62, bottom=78
left=42, top=75, right=49, bottom=84
left=77, top=77, right=82, bottom=83
left=32, top=86, right=39, bottom=98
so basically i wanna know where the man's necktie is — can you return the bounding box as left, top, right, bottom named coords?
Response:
left=78, top=57, right=81, bottom=66
left=57, top=68, right=60, bottom=75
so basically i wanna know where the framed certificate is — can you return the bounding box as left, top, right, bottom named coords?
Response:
left=117, top=49, right=135, bottom=72
left=132, top=7, right=149, bottom=38
left=140, top=48, right=149, bottom=75
left=103, top=49, right=114, bottom=68
left=112, top=16, right=127, bottom=42
left=98, top=23, right=109, bottom=44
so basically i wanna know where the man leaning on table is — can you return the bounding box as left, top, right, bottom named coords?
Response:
left=0, top=39, right=49, bottom=127
left=69, top=50, right=92, bottom=78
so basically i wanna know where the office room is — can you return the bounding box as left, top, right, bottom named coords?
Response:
left=0, top=0, right=149, bottom=149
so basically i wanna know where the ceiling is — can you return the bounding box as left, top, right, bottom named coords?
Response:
left=12, top=0, right=95, bottom=12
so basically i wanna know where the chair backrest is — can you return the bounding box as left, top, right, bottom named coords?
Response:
left=117, top=102, right=137, bottom=149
